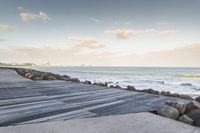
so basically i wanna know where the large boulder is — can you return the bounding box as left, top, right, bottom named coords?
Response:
left=186, top=101, right=200, bottom=113
left=166, top=101, right=186, bottom=114
left=179, top=114, right=194, bottom=125
left=157, top=105, right=179, bottom=120
left=179, top=94, right=193, bottom=100
left=195, top=96, right=200, bottom=103
left=127, top=85, right=136, bottom=91
left=187, top=109, right=200, bottom=127
left=84, top=80, right=92, bottom=84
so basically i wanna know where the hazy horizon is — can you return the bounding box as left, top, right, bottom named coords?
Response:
left=1, top=0, right=200, bottom=67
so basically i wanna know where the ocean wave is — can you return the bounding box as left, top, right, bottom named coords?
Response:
left=176, top=74, right=200, bottom=78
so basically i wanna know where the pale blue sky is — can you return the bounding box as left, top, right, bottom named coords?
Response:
left=0, top=0, right=200, bottom=66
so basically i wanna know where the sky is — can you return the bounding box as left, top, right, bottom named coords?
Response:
left=0, top=0, right=200, bottom=67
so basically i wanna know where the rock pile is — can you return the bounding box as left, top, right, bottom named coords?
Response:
left=156, top=96, right=200, bottom=127
left=14, top=68, right=82, bottom=83
left=125, top=87, right=193, bottom=100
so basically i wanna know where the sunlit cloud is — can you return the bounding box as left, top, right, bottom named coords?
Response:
left=66, top=37, right=105, bottom=49
left=0, top=43, right=199, bottom=67
left=105, top=29, right=138, bottom=39
left=18, top=7, right=50, bottom=22
left=105, top=28, right=178, bottom=39
left=0, top=24, right=14, bottom=31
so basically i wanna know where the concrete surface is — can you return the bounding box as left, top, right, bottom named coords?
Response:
left=0, top=112, right=199, bottom=133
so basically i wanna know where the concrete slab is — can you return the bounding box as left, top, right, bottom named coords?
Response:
left=0, top=68, right=30, bottom=82
left=0, top=113, right=199, bottom=133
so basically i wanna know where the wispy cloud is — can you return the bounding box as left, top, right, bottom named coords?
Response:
left=66, top=37, right=105, bottom=49
left=105, top=28, right=177, bottom=39
left=18, top=7, right=50, bottom=22
left=0, top=24, right=14, bottom=31
left=90, top=17, right=100, bottom=23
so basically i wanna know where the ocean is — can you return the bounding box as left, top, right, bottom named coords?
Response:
left=34, top=66, right=200, bottom=97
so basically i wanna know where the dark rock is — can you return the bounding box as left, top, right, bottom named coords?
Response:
left=157, top=105, right=179, bottom=120
left=109, top=85, right=115, bottom=88
left=115, top=85, right=121, bottom=89
left=187, top=109, right=200, bottom=127
left=84, top=80, right=92, bottom=84
left=166, top=101, right=186, bottom=114
left=186, top=101, right=200, bottom=113
left=179, top=114, right=194, bottom=125
left=70, top=78, right=80, bottom=83
left=127, top=85, right=136, bottom=91
left=161, top=91, right=171, bottom=96
left=195, top=96, right=200, bottom=103
left=142, top=88, right=160, bottom=95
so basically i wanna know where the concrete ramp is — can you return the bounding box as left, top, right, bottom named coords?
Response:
left=0, top=68, right=31, bottom=82
left=0, top=113, right=199, bottom=133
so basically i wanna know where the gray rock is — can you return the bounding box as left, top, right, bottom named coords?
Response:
left=127, top=85, right=136, bottom=91
left=186, top=101, right=200, bottom=113
left=157, top=105, right=179, bottom=120
left=187, top=109, right=200, bottom=127
left=70, top=78, right=80, bottom=83
left=166, top=101, right=186, bottom=114
left=84, top=80, right=92, bottom=84
left=115, top=85, right=121, bottom=89
left=179, top=114, right=194, bottom=125
left=195, top=96, right=200, bottom=103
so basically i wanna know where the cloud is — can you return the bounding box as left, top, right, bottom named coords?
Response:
left=105, top=29, right=138, bottom=39
left=90, top=17, right=100, bottom=23
left=0, top=38, right=6, bottom=42
left=0, top=43, right=200, bottom=67
left=18, top=7, right=50, bottom=22
left=105, top=28, right=177, bottom=39
left=0, top=24, right=14, bottom=31
left=67, top=37, right=105, bottom=49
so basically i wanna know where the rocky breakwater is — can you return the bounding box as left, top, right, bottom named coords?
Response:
left=14, top=68, right=80, bottom=83
left=156, top=96, right=200, bottom=127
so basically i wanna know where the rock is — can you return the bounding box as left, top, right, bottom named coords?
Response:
left=161, top=91, right=171, bottom=96
left=47, top=76, right=56, bottom=80
left=166, top=101, right=186, bottom=114
left=84, top=80, right=92, bottom=84
left=127, top=85, right=136, bottom=91
left=115, top=85, right=121, bottom=89
left=187, top=109, right=200, bottom=127
left=186, top=101, right=200, bottom=113
left=170, top=93, right=180, bottom=98
left=24, top=73, right=31, bottom=78
left=179, top=114, right=194, bottom=125
left=195, top=96, right=200, bottom=103
left=109, top=85, right=115, bottom=88
left=57, top=75, right=70, bottom=81
left=142, top=88, right=160, bottom=95
left=157, top=105, right=179, bottom=120
left=70, top=78, right=80, bottom=83
left=27, top=74, right=34, bottom=79
left=62, top=75, right=71, bottom=81
left=98, top=82, right=107, bottom=87
left=179, top=94, right=193, bottom=100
